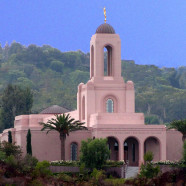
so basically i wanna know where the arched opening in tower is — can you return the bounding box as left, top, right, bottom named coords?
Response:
left=90, top=45, right=94, bottom=78
left=104, top=45, right=112, bottom=76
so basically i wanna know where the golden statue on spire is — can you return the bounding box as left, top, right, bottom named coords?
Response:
left=103, top=7, right=106, bottom=23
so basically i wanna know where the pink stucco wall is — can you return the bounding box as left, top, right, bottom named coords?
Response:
left=166, top=129, right=183, bottom=161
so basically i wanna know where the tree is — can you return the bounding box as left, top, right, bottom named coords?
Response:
left=145, top=115, right=160, bottom=124
left=144, top=151, right=153, bottom=163
left=168, top=119, right=186, bottom=141
left=1, top=84, right=33, bottom=130
left=183, top=141, right=186, bottom=162
left=80, top=138, right=110, bottom=170
left=40, top=114, right=87, bottom=160
left=139, top=151, right=160, bottom=179
left=27, top=129, right=32, bottom=155
left=8, top=131, right=12, bottom=143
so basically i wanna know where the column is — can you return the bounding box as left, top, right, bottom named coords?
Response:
left=139, top=140, right=144, bottom=166
left=118, top=140, right=124, bottom=161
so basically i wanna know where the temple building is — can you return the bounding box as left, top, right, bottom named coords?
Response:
left=0, top=22, right=183, bottom=166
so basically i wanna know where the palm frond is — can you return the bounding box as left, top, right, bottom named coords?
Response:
left=39, top=113, right=88, bottom=136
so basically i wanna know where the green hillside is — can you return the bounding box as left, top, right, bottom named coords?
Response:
left=0, top=42, right=185, bottom=125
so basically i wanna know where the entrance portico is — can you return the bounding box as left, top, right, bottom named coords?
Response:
left=92, top=124, right=166, bottom=166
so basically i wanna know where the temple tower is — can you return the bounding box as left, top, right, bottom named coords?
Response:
left=77, top=23, right=144, bottom=127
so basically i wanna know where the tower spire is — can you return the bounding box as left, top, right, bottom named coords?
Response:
left=103, top=7, right=107, bottom=23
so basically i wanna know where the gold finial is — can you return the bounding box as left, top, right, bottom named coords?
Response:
left=103, top=7, right=106, bottom=23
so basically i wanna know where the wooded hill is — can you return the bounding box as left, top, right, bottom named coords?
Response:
left=0, top=42, right=185, bottom=124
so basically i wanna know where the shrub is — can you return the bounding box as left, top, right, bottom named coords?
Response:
left=139, top=163, right=160, bottom=179
left=5, top=155, right=18, bottom=167
left=21, top=154, right=38, bottom=173
left=80, top=138, right=110, bottom=169
left=144, top=151, right=154, bottom=162
left=4, top=155, right=20, bottom=178
left=104, top=178, right=125, bottom=185
left=29, top=179, right=43, bottom=186
left=139, top=151, right=160, bottom=179
left=0, top=150, right=6, bottom=162
left=0, top=141, right=22, bottom=159
left=104, top=160, right=125, bottom=167
left=33, top=160, right=52, bottom=178
left=183, top=140, right=186, bottom=163
left=91, top=168, right=106, bottom=185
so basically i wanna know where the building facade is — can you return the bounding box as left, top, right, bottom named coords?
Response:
left=0, top=23, right=183, bottom=165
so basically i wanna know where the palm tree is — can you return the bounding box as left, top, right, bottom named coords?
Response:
left=168, top=119, right=186, bottom=142
left=40, top=114, right=87, bottom=160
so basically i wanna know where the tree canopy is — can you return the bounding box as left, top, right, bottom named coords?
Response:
left=0, top=84, right=33, bottom=130
left=168, top=119, right=186, bottom=141
left=80, top=138, right=110, bottom=169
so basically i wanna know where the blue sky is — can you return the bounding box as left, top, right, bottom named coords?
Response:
left=0, top=0, right=185, bottom=67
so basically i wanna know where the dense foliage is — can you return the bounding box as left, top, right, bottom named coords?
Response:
left=139, top=152, right=160, bottom=179
left=0, top=141, right=22, bottom=159
left=0, top=84, right=33, bottom=130
left=168, top=119, right=186, bottom=141
left=183, top=141, right=186, bottom=162
left=0, top=42, right=185, bottom=131
left=80, top=138, right=110, bottom=169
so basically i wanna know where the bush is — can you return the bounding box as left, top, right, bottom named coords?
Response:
left=144, top=151, right=154, bottom=162
left=91, top=168, right=106, bottom=185
left=33, top=160, right=52, bottom=178
left=21, top=154, right=38, bottom=173
left=183, top=140, right=186, bottom=162
left=139, top=163, right=160, bottom=179
left=0, top=141, right=22, bottom=159
left=104, top=178, right=125, bottom=185
left=104, top=160, right=125, bottom=167
left=80, top=138, right=110, bottom=169
left=4, top=155, right=20, bottom=178
left=5, top=155, right=18, bottom=167
left=139, top=151, right=160, bottom=179
left=0, top=150, right=6, bottom=162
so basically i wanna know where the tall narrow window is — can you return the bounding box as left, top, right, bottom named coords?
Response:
left=132, top=144, right=135, bottom=162
left=71, top=143, right=78, bottom=161
left=82, top=96, right=85, bottom=120
left=106, top=99, right=114, bottom=113
left=90, top=45, right=94, bottom=78
left=104, top=46, right=112, bottom=76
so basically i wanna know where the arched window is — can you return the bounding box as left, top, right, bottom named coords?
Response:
left=90, top=45, right=94, bottom=78
left=82, top=96, right=85, bottom=120
left=106, top=99, right=114, bottom=113
left=104, top=45, right=112, bottom=76
left=71, top=143, right=78, bottom=161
